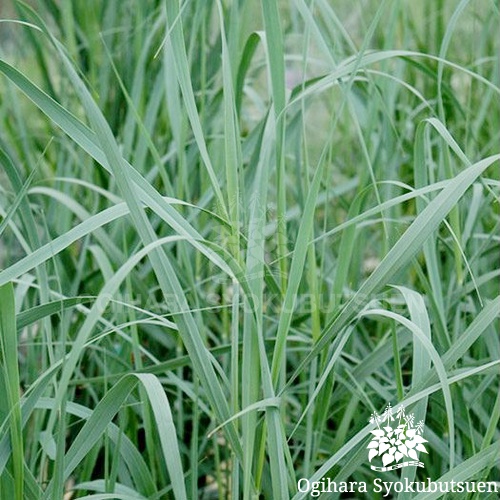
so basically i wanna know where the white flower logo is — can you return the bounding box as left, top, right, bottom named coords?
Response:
left=367, top=404, right=428, bottom=471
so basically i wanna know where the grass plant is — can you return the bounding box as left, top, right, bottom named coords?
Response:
left=0, top=0, right=498, bottom=498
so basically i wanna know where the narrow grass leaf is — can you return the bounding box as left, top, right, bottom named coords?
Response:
left=0, top=283, right=23, bottom=500
left=287, top=154, right=500, bottom=389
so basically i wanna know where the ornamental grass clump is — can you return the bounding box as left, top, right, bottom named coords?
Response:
left=0, top=1, right=498, bottom=498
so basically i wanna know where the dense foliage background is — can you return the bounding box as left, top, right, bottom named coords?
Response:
left=0, top=0, right=498, bottom=498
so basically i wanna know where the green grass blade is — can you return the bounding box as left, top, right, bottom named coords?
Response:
left=163, top=0, right=227, bottom=218
left=287, top=154, right=500, bottom=390
left=0, top=283, right=23, bottom=500
left=271, top=152, right=326, bottom=387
